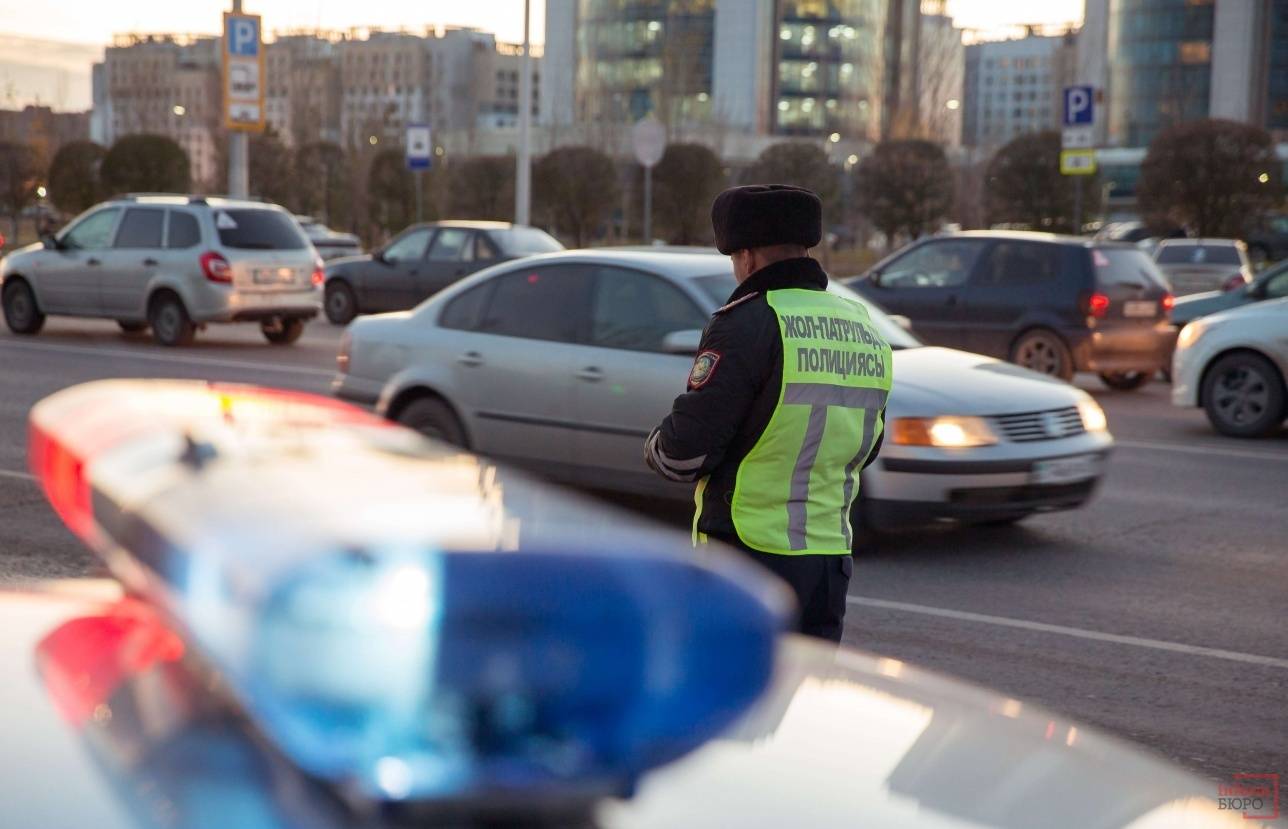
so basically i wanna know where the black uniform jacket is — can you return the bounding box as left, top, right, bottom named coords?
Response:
left=644, top=257, right=885, bottom=546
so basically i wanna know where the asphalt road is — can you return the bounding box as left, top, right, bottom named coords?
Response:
left=1, top=318, right=1284, bottom=789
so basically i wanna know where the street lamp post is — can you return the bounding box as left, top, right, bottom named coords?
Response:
left=515, top=0, right=532, bottom=226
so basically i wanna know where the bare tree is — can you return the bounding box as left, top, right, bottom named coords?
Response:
left=985, top=131, right=1095, bottom=233
left=855, top=139, right=953, bottom=244
left=0, top=141, right=39, bottom=239
left=744, top=142, right=841, bottom=216
left=449, top=156, right=515, bottom=220
left=652, top=142, right=725, bottom=244
left=533, top=146, right=620, bottom=246
left=1138, top=119, right=1284, bottom=238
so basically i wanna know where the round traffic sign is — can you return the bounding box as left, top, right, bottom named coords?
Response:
left=632, top=117, right=666, bottom=168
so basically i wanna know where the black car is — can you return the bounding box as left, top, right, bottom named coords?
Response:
left=842, top=231, right=1175, bottom=390
left=1243, top=213, right=1288, bottom=266
left=322, top=221, right=563, bottom=323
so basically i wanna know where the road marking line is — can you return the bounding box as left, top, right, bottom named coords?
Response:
left=1116, top=438, right=1288, bottom=463
left=0, top=339, right=333, bottom=378
left=0, top=469, right=35, bottom=481
left=848, top=596, right=1288, bottom=670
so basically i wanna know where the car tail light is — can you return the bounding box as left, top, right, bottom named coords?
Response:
left=1221, top=273, right=1247, bottom=292
left=1085, top=293, right=1110, bottom=317
left=1162, top=294, right=1175, bottom=314
left=311, top=257, right=325, bottom=288
left=200, top=251, right=232, bottom=284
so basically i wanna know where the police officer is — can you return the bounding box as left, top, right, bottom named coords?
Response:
left=644, top=184, right=892, bottom=642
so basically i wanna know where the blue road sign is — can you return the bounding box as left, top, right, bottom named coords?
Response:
left=1063, top=86, right=1094, bottom=127
left=226, top=15, right=260, bottom=58
left=406, top=124, right=432, bottom=171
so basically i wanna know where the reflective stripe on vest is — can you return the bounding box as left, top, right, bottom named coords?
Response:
left=731, top=288, right=893, bottom=555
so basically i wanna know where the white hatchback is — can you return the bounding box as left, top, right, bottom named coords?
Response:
left=335, top=250, right=1115, bottom=534
left=1172, top=297, right=1288, bottom=437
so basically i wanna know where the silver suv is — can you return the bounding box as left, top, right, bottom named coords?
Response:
left=0, top=195, right=322, bottom=346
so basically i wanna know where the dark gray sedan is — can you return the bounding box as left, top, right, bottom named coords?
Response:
left=1172, top=257, right=1288, bottom=326
left=322, top=220, right=563, bottom=323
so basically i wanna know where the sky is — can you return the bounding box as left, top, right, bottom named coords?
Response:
left=0, top=0, right=1085, bottom=111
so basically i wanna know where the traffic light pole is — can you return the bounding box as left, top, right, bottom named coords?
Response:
left=227, top=0, right=249, bottom=199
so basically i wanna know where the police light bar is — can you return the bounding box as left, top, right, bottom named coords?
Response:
left=29, top=380, right=788, bottom=810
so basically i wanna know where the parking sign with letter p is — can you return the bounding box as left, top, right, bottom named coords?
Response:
left=1063, top=86, right=1094, bottom=127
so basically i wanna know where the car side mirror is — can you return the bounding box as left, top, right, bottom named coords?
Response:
left=40, top=233, right=59, bottom=250
left=889, top=314, right=913, bottom=331
left=662, top=329, right=702, bottom=355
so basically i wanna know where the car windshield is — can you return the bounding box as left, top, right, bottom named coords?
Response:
left=692, top=273, right=921, bottom=349
left=214, top=208, right=310, bottom=250
left=494, top=227, right=565, bottom=255
left=1155, top=244, right=1242, bottom=266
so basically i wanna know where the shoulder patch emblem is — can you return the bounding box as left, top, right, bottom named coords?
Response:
left=688, top=350, right=722, bottom=389
left=714, top=291, right=760, bottom=315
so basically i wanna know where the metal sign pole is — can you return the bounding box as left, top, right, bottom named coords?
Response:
left=228, top=0, right=249, bottom=198
left=631, top=116, right=666, bottom=245
left=643, top=166, right=653, bottom=244
left=416, top=169, right=424, bottom=223
left=514, top=0, right=532, bottom=225
left=1073, top=175, right=1083, bottom=235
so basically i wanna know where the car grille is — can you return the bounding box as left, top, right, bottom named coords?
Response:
left=991, top=407, right=1085, bottom=442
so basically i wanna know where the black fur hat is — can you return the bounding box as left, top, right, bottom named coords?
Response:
left=710, top=184, right=823, bottom=255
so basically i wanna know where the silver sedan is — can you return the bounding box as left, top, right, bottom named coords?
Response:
left=334, top=250, right=1114, bottom=531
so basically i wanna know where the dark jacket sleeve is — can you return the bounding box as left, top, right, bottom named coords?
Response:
left=644, top=306, right=774, bottom=483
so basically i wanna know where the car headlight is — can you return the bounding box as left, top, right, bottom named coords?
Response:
left=1176, top=320, right=1206, bottom=350
left=890, top=416, right=998, bottom=448
left=1076, top=398, right=1108, bottom=432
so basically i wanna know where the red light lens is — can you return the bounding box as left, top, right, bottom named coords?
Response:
left=1221, top=273, right=1247, bottom=292
left=311, top=267, right=324, bottom=287
left=200, top=251, right=232, bottom=283
left=1162, top=294, right=1175, bottom=312
left=28, top=422, right=92, bottom=540
left=1087, top=293, right=1110, bottom=317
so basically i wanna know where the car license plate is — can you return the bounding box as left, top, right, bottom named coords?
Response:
left=1031, top=455, right=1100, bottom=485
left=1123, top=300, right=1156, bottom=317
left=252, top=267, right=295, bottom=285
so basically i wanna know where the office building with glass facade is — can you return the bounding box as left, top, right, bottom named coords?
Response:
left=542, top=0, right=953, bottom=145
left=1093, top=0, right=1288, bottom=148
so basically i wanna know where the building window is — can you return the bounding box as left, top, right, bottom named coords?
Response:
left=1179, top=41, right=1211, bottom=64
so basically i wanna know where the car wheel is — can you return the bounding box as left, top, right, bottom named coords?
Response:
left=1010, top=329, right=1073, bottom=381
left=1, top=279, right=45, bottom=334
left=1201, top=352, right=1286, bottom=437
left=324, top=281, right=357, bottom=325
left=261, top=316, right=305, bottom=345
left=396, top=396, right=468, bottom=448
left=117, top=320, right=148, bottom=334
left=1099, top=371, right=1151, bottom=391
left=148, top=293, right=196, bottom=347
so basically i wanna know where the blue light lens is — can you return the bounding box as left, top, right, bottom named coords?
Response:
left=188, top=545, right=781, bottom=802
